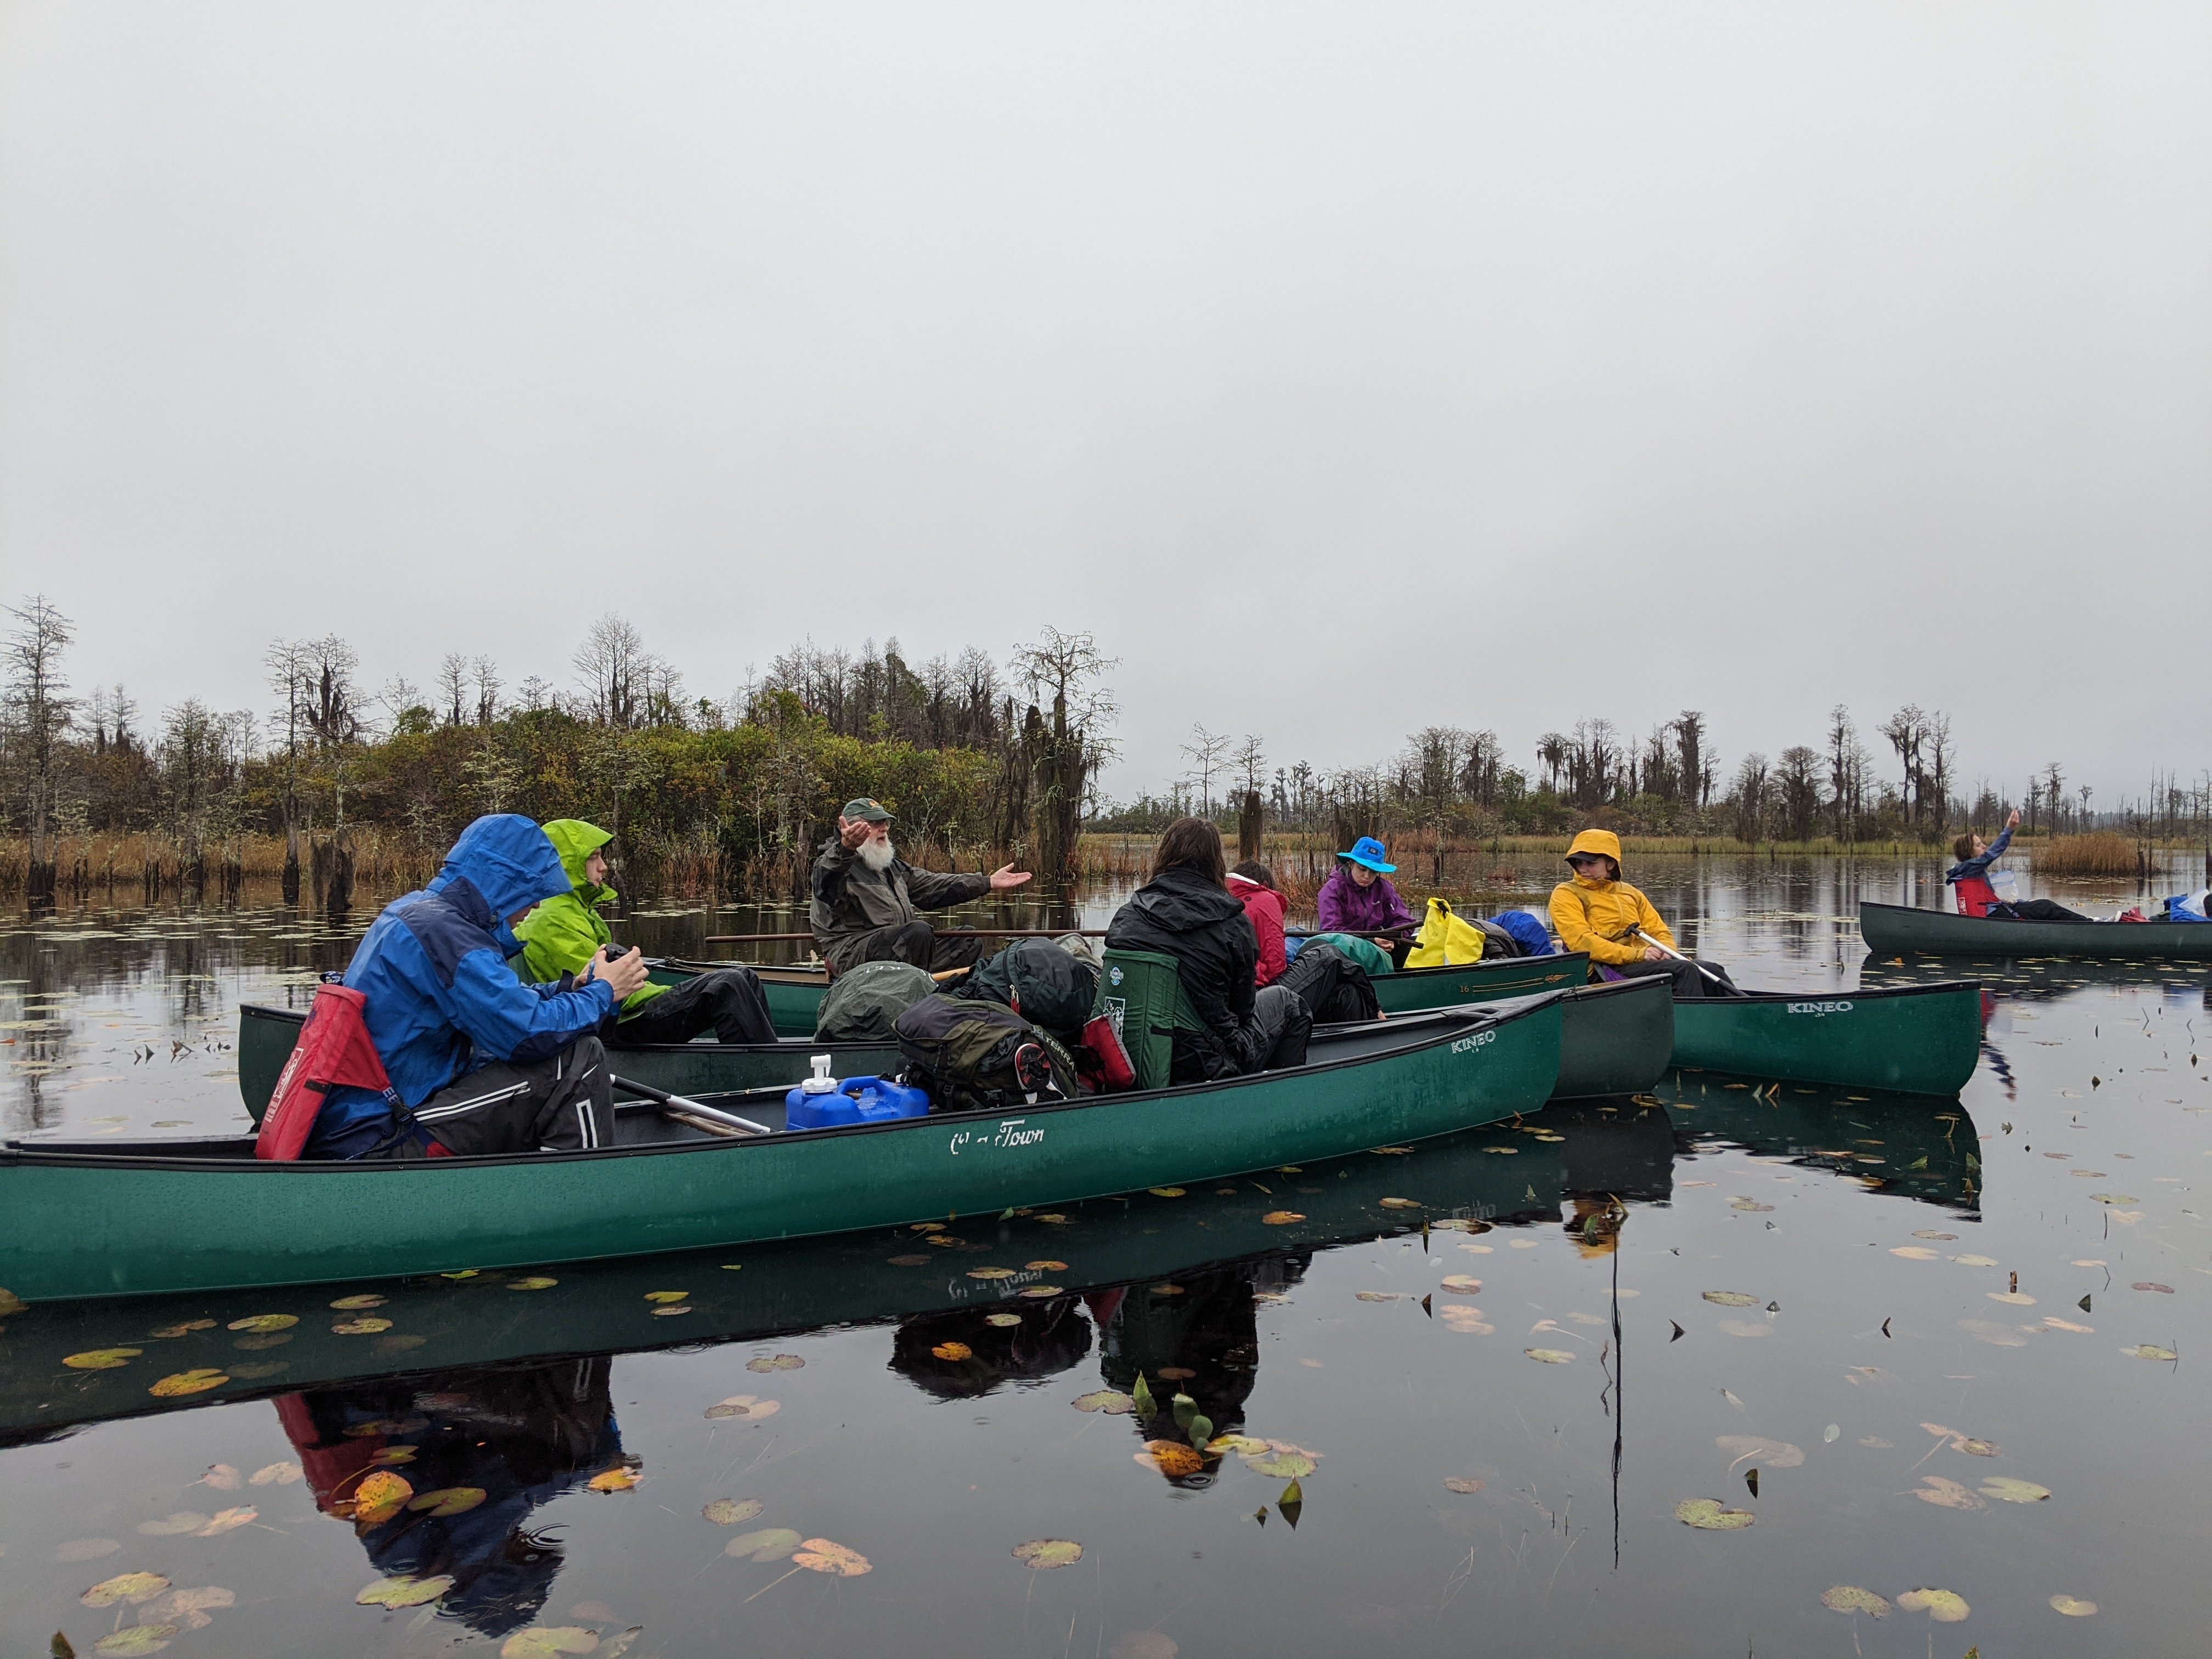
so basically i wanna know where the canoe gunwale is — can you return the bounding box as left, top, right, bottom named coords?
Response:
left=12, top=994, right=1559, bottom=1178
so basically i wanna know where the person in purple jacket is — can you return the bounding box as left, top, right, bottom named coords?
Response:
left=1314, top=837, right=1417, bottom=960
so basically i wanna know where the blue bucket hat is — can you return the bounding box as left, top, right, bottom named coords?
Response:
left=1339, top=836, right=1396, bottom=874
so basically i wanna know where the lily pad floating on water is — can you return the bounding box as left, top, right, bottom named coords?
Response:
left=1147, top=1187, right=1186, bottom=1198
left=148, top=1369, right=227, bottom=1398
left=1912, top=1230, right=1958, bottom=1241
left=81, top=1573, right=171, bottom=1608
left=195, top=1507, right=255, bottom=1536
left=1914, top=1476, right=1984, bottom=1510
left=224, top=1314, right=297, bottom=1334
left=985, top=1313, right=1023, bottom=1327
left=408, top=1488, right=488, bottom=1517
left=725, top=1527, right=803, bottom=1561
left=1716, top=1436, right=1803, bottom=1469
left=1894, top=1587, right=1970, bottom=1622
left=356, top=1574, right=455, bottom=1607
left=1702, top=1291, right=1759, bottom=1306
left=1012, top=1539, right=1084, bottom=1570
left=1137, top=1441, right=1205, bottom=1477
left=747, top=1353, right=805, bottom=1372
left=1353, top=1291, right=1398, bottom=1302
left=1952, top=1254, right=2000, bottom=1267
left=930, top=1341, right=973, bottom=1361
left=1980, top=1477, right=2051, bottom=1503
left=1440, top=1275, right=1483, bottom=1293
left=93, top=1626, right=177, bottom=1656
left=1891, top=1246, right=1941, bottom=1260
left=1525, top=1348, right=1575, bottom=1364
left=507, top=1277, right=559, bottom=1291
left=1260, top=1211, right=1305, bottom=1226
left=793, top=1538, right=872, bottom=1577
left=1017, top=1285, right=1066, bottom=1299
left=2132, top=1282, right=2175, bottom=1294
left=643, top=1290, right=687, bottom=1304
left=2049, top=1594, right=2098, bottom=1616
left=703, top=1498, right=764, bottom=1525
left=1443, top=1477, right=1485, bottom=1493
left=1820, top=1585, right=1889, bottom=1617
left=1072, top=1391, right=1136, bottom=1414
left=332, top=1318, right=393, bottom=1335
left=136, top=1514, right=207, bottom=1536
left=1241, top=1444, right=1318, bottom=1479
left=63, top=1348, right=143, bottom=1370
left=1026, top=1259, right=1068, bottom=1272
left=500, top=1627, right=601, bottom=1659
left=1379, top=1197, right=1423, bottom=1209
left=249, top=1461, right=301, bottom=1487
left=146, top=1319, right=215, bottom=1338
left=2126, top=1344, right=2179, bottom=1361
left=353, top=1471, right=414, bottom=1524
left=966, top=1267, right=1017, bottom=1280
left=1675, top=1499, right=1754, bottom=1530
left=330, top=1294, right=387, bottom=1310
left=1729, top=1199, right=1774, bottom=1212
left=587, top=1468, right=638, bottom=1493
left=704, top=1395, right=780, bottom=1421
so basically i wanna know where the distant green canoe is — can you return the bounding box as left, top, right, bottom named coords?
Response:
left=3, top=994, right=1562, bottom=1302
left=1860, top=900, right=2212, bottom=960
left=1671, top=981, right=1981, bottom=1096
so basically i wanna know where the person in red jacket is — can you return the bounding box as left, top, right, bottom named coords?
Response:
left=1228, top=860, right=1288, bottom=988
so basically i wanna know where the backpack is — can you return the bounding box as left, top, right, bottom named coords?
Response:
left=1277, top=939, right=1380, bottom=1024
left=894, top=994, right=1078, bottom=1114
left=954, top=939, right=1100, bottom=1037
left=815, top=960, right=937, bottom=1042
left=1489, top=910, right=1557, bottom=956
left=255, top=984, right=403, bottom=1161
left=1307, top=932, right=1395, bottom=977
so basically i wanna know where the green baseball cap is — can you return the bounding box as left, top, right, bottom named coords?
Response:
left=841, top=797, right=894, bottom=822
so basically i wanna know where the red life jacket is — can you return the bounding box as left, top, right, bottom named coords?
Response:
left=255, top=984, right=403, bottom=1160
left=1953, top=875, right=1997, bottom=918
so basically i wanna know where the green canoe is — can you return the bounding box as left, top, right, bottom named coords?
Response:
left=1551, top=977, right=1675, bottom=1099
left=0, top=1094, right=1672, bottom=1444
left=1859, top=900, right=2212, bottom=960
left=1670, top=980, right=1981, bottom=1096
left=0, top=994, right=1562, bottom=1303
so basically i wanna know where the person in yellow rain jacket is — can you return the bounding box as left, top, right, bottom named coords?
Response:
left=1547, top=829, right=1741, bottom=999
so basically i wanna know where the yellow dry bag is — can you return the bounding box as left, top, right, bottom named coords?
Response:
left=1404, top=896, right=1486, bottom=968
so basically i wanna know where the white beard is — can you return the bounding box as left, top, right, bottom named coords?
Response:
left=858, top=837, right=897, bottom=873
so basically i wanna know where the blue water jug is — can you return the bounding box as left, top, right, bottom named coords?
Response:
left=785, top=1056, right=930, bottom=1130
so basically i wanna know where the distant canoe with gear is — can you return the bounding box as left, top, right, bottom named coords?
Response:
left=0, top=994, right=1565, bottom=1303
left=1859, top=900, right=2212, bottom=960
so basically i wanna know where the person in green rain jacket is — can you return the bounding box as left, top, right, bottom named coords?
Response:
left=515, top=820, right=776, bottom=1046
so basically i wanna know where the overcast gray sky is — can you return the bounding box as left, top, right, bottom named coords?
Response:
left=3, top=2, right=2207, bottom=804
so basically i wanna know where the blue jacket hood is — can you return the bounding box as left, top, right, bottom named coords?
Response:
left=429, top=815, right=572, bottom=921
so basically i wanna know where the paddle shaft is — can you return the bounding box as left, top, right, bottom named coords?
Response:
left=1634, top=929, right=1728, bottom=986
left=700, top=929, right=1106, bottom=944
left=611, top=1074, right=774, bottom=1137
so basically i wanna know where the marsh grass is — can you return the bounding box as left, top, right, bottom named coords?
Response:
left=2031, top=832, right=2142, bottom=879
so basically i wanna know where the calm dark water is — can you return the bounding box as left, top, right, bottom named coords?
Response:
left=5, top=855, right=2211, bottom=1657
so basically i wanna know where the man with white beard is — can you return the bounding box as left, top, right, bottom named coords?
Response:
left=809, top=797, right=1032, bottom=974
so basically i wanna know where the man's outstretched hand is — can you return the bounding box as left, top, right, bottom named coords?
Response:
left=838, top=815, right=876, bottom=850
left=989, top=864, right=1033, bottom=892
left=582, top=946, right=650, bottom=1000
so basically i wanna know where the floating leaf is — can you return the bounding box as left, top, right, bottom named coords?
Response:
left=1073, top=1391, right=1135, bottom=1415
left=1035, top=1214, right=1069, bottom=1223
left=1379, top=1198, right=1422, bottom=1209
left=1729, top=1199, right=1774, bottom=1212
left=1440, top=1275, right=1483, bottom=1293
left=2089, top=1194, right=2137, bottom=1205
left=703, top=1498, right=764, bottom=1525
left=792, top=1538, right=871, bottom=1576
left=1912, top=1230, right=1957, bottom=1241
left=966, top=1267, right=1017, bottom=1280
left=330, top=1294, right=387, bottom=1310
left=726, top=1527, right=803, bottom=1561
left=1675, top=1499, right=1754, bottom=1530
left=136, top=1515, right=207, bottom=1536
left=931, top=1341, right=973, bottom=1361
left=1017, top=1285, right=1065, bottom=1299
left=146, top=1320, right=215, bottom=1338
left=1148, top=1188, right=1186, bottom=1198
left=507, top=1277, right=559, bottom=1291
left=200, top=1465, right=242, bottom=1489
left=195, top=1507, right=256, bottom=1536
left=1241, top=1442, right=1319, bottom=1479
left=1108, top=1634, right=1178, bottom=1659
left=1012, top=1539, right=1084, bottom=1570
left=1150, top=1283, right=1186, bottom=1297
left=1207, top=1434, right=1267, bottom=1454
left=353, top=1471, right=414, bottom=1525
left=0, top=1286, right=25, bottom=1316
left=1891, top=1247, right=1940, bottom=1260
left=984, top=1313, right=1023, bottom=1327
left=64, top=1348, right=143, bottom=1370
left=1895, top=1588, right=1970, bottom=1622
left=704, top=1395, right=781, bottom=1421
left=333, top=1318, right=393, bottom=1335
left=1443, top=1477, right=1485, bottom=1493
left=588, top=1467, right=639, bottom=1493
left=356, top=1575, right=455, bottom=1607
left=224, top=1314, right=297, bottom=1334
left=1525, top=1348, right=1575, bottom=1364
left=1025, top=1260, right=1068, bottom=1272
left=1987, top=1292, right=2036, bottom=1306
left=1914, top=1476, right=1985, bottom=1510
left=440, top=1269, right=479, bottom=1280
left=2126, top=1344, right=2178, bottom=1361
left=1260, top=1211, right=1305, bottom=1226
left=81, top=1573, right=172, bottom=1611
left=1979, top=1477, right=2051, bottom=1503
left=1821, top=1586, right=1889, bottom=1617
left=1953, top=1253, right=2000, bottom=1267
left=93, top=1626, right=177, bottom=1656
left=1716, top=1436, right=1803, bottom=1469
left=500, top=1628, right=601, bottom=1659
left=2042, top=1317, right=2094, bottom=1333
left=407, top=1487, right=488, bottom=1516
left=2132, top=1282, right=2175, bottom=1295
left=1132, top=1374, right=1155, bottom=1415
left=1354, top=1291, right=1398, bottom=1302
left=1138, top=1441, right=1205, bottom=1477
left=651, top=1305, right=692, bottom=1317
left=2049, top=1594, right=2097, bottom=1616
left=747, top=1353, right=805, bottom=1372
left=148, top=1370, right=227, bottom=1397
left=1702, top=1291, right=1758, bottom=1306
left=137, top=1587, right=234, bottom=1631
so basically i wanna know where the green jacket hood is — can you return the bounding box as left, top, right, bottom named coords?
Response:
left=541, top=819, right=617, bottom=906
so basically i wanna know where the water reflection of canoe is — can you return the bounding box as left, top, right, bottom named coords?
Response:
left=0, top=1099, right=1656, bottom=1445
left=1672, top=981, right=1981, bottom=1096
left=1860, top=900, right=2212, bottom=960
left=2, top=997, right=1562, bottom=1304
left=1663, top=1076, right=1980, bottom=1212
left=239, top=969, right=1657, bottom=1125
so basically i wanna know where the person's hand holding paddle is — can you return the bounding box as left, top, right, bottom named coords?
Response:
left=581, top=945, right=649, bottom=1000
